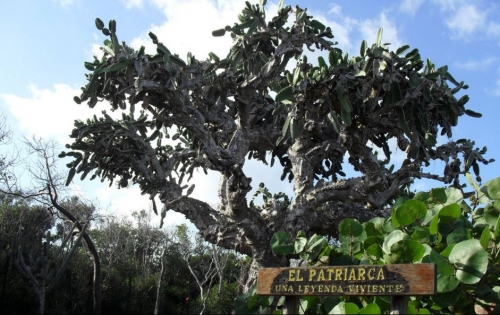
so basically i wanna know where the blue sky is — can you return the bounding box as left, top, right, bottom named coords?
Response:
left=1, top=0, right=499, bottom=226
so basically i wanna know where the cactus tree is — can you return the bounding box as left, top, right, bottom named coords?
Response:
left=64, top=1, right=489, bottom=291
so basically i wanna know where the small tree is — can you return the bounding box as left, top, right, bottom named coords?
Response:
left=64, top=1, right=490, bottom=291
left=14, top=220, right=88, bottom=315
left=0, top=139, right=102, bottom=314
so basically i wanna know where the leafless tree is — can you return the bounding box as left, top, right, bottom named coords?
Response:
left=0, top=138, right=102, bottom=314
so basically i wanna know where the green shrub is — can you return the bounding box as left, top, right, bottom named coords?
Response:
left=237, top=176, right=500, bottom=314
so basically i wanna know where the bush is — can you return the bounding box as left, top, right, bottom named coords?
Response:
left=237, top=176, right=500, bottom=314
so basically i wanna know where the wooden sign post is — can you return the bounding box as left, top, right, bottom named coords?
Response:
left=256, top=264, right=436, bottom=314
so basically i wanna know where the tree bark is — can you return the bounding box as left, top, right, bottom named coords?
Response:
left=154, top=250, right=166, bottom=315
left=50, top=197, right=101, bottom=314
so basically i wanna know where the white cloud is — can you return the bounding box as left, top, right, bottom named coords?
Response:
left=121, top=0, right=144, bottom=9
left=492, top=77, right=500, bottom=96
left=400, top=0, right=425, bottom=16
left=454, top=56, right=498, bottom=71
left=86, top=43, right=104, bottom=60
left=357, top=13, right=403, bottom=49
left=428, top=1, right=500, bottom=42
left=445, top=4, right=486, bottom=38
left=53, top=0, right=74, bottom=6
left=328, top=3, right=342, bottom=16
left=432, top=0, right=470, bottom=11
left=1, top=84, right=95, bottom=145
left=130, top=0, right=246, bottom=59
left=487, top=21, right=500, bottom=38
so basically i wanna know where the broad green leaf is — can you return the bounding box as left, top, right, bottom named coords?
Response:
left=234, top=285, right=259, bottom=314
left=449, top=239, right=488, bottom=284
left=484, top=203, right=500, bottom=227
left=270, top=232, right=294, bottom=255
left=396, top=200, right=427, bottom=226
left=392, top=196, right=409, bottom=211
left=444, top=187, right=463, bottom=205
left=300, top=296, right=315, bottom=313
left=479, top=226, right=490, bottom=249
left=306, top=234, right=328, bottom=261
left=322, top=297, right=341, bottom=314
left=339, top=218, right=364, bottom=238
left=446, top=228, right=471, bottom=244
left=421, top=244, right=433, bottom=260
left=383, top=218, right=397, bottom=233
left=369, top=217, right=386, bottom=234
left=414, top=191, right=430, bottom=202
left=494, top=217, right=500, bottom=242
left=431, top=289, right=460, bottom=308
left=430, top=188, right=447, bottom=203
left=382, top=230, right=408, bottom=254
left=391, top=197, right=409, bottom=228
left=363, top=236, right=383, bottom=248
left=317, top=245, right=332, bottom=264
left=407, top=303, right=431, bottom=314
left=486, top=178, right=500, bottom=199
left=439, top=244, right=455, bottom=258
left=437, top=274, right=459, bottom=293
left=439, top=204, right=461, bottom=223
left=365, top=243, right=383, bottom=258
left=363, top=222, right=382, bottom=237
left=430, top=250, right=454, bottom=276
left=390, top=240, right=425, bottom=263
left=294, top=236, right=307, bottom=254
left=332, top=302, right=359, bottom=315
left=411, top=226, right=430, bottom=240
left=339, top=239, right=362, bottom=256
left=359, top=303, right=381, bottom=315
left=429, top=214, right=439, bottom=235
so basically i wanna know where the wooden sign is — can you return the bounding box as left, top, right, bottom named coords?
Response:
left=257, top=264, right=435, bottom=296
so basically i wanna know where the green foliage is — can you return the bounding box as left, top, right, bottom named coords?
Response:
left=206, top=282, right=238, bottom=314
left=0, top=195, right=242, bottom=314
left=238, top=176, right=500, bottom=314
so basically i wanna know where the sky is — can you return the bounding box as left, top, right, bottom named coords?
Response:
left=1, top=0, right=500, bottom=227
